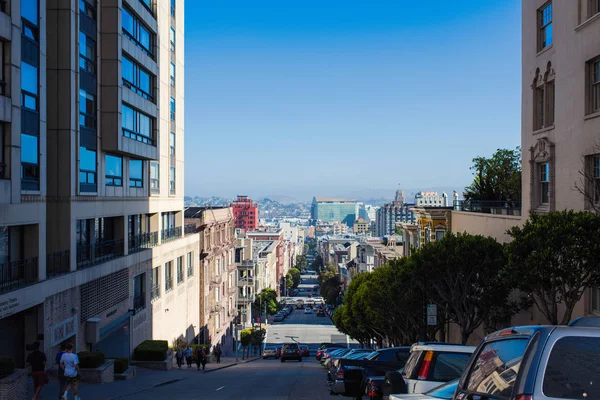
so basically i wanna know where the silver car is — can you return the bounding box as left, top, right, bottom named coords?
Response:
left=262, top=346, right=280, bottom=359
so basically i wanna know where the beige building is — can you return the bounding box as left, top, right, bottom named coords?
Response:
left=235, top=235, right=255, bottom=328
left=0, top=0, right=200, bottom=368
left=185, top=207, right=237, bottom=350
left=353, top=217, right=369, bottom=235
left=521, top=0, right=599, bottom=316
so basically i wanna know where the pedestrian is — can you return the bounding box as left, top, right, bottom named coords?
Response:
left=194, top=346, right=203, bottom=371
left=60, top=343, right=80, bottom=400
left=215, top=344, right=222, bottom=364
left=26, top=341, right=48, bottom=400
left=184, top=345, right=193, bottom=368
left=175, top=347, right=184, bottom=369
left=198, top=347, right=207, bottom=371
left=55, top=344, right=67, bottom=400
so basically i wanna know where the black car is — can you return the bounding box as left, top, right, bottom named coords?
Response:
left=280, top=342, right=302, bottom=362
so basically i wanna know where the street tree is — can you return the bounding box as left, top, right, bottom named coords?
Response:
left=295, top=255, right=307, bottom=271
left=240, top=329, right=252, bottom=359
left=320, top=275, right=342, bottom=305
left=506, top=210, right=600, bottom=325
left=318, top=264, right=337, bottom=285
left=411, top=233, right=516, bottom=344
left=311, top=254, right=324, bottom=271
left=464, top=147, right=521, bottom=202
left=288, top=267, right=301, bottom=288
left=254, top=288, right=279, bottom=315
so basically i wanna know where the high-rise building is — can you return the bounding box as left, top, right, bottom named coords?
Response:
left=522, top=1, right=600, bottom=315
left=414, top=191, right=449, bottom=207
left=0, top=0, right=200, bottom=367
left=375, top=189, right=416, bottom=237
left=311, top=197, right=358, bottom=227
left=232, top=195, right=258, bottom=231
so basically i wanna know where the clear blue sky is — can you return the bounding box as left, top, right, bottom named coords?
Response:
left=184, top=1, right=521, bottom=201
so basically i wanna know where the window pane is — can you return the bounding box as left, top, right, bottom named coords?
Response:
left=151, top=162, right=159, bottom=179
left=139, top=25, right=151, bottom=51
left=21, top=134, right=38, bottom=164
left=21, top=62, right=38, bottom=95
left=139, top=113, right=151, bottom=137
left=139, top=69, right=150, bottom=93
left=122, top=8, right=134, bottom=36
left=79, top=32, right=95, bottom=59
left=465, top=339, right=528, bottom=397
left=21, top=0, right=38, bottom=24
left=122, top=105, right=134, bottom=130
left=122, top=57, right=134, bottom=83
left=170, top=97, right=175, bottom=112
left=170, top=27, right=175, bottom=43
left=80, top=147, right=96, bottom=172
left=79, top=89, right=95, bottom=116
left=170, top=132, right=175, bottom=147
left=130, top=159, right=143, bottom=180
left=106, top=154, right=123, bottom=177
left=432, top=353, right=471, bottom=381
left=170, top=62, right=175, bottom=78
left=542, top=337, right=600, bottom=399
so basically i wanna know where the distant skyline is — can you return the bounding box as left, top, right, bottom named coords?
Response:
left=184, top=1, right=521, bottom=198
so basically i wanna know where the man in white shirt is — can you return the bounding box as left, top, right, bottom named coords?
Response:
left=59, top=343, right=80, bottom=400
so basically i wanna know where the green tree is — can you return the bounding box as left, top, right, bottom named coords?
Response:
left=288, top=267, right=301, bottom=288
left=506, top=211, right=600, bottom=325
left=320, top=276, right=342, bottom=305
left=411, top=233, right=516, bottom=344
left=311, top=254, right=324, bottom=271
left=240, top=329, right=252, bottom=359
left=295, top=255, right=307, bottom=271
left=285, top=272, right=294, bottom=292
left=318, top=264, right=337, bottom=285
left=464, top=147, right=521, bottom=202
left=254, top=288, right=279, bottom=315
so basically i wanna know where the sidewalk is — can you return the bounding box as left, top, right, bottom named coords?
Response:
left=28, top=356, right=260, bottom=400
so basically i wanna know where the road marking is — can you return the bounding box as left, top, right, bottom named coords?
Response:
left=216, top=386, right=225, bottom=391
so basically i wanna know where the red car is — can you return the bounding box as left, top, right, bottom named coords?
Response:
left=300, top=346, right=310, bottom=357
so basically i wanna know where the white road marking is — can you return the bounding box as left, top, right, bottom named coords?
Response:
left=216, top=386, right=225, bottom=391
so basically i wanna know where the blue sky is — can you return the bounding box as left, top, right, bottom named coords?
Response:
left=184, top=1, right=521, bottom=201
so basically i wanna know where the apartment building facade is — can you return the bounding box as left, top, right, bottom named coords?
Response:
left=184, top=207, right=237, bottom=349
left=0, top=0, right=199, bottom=368
left=522, top=0, right=600, bottom=316
left=231, top=195, right=258, bottom=231
left=235, top=235, right=255, bottom=328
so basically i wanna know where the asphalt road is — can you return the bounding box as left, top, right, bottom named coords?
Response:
left=123, top=274, right=357, bottom=400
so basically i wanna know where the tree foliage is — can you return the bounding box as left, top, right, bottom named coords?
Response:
left=288, top=267, right=301, bottom=288
left=311, top=254, right=324, bottom=271
left=506, top=211, right=600, bottom=325
left=464, top=147, right=521, bottom=202
left=321, top=276, right=342, bottom=305
left=254, top=288, right=279, bottom=315
left=295, top=255, right=307, bottom=271
left=318, top=264, right=338, bottom=285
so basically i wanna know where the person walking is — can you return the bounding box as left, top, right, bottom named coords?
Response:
left=199, top=347, right=207, bottom=372
left=194, top=346, right=203, bottom=371
left=184, top=345, right=193, bottom=368
left=215, top=344, right=222, bottom=364
left=175, top=348, right=184, bottom=369
left=26, top=341, right=48, bottom=400
left=60, top=343, right=80, bottom=400
left=55, top=344, right=67, bottom=400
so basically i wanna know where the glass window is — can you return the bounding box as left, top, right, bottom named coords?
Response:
left=165, top=261, right=173, bottom=291
left=424, top=379, right=460, bottom=399
left=170, top=97, right=175, bottom=120
left=22, top=23, right=38, bottom=42
left=170, top=27, right=176, bottom=52
left=130, top=159, right=143, bottom=188
left=139, top=69, right=150, bottom=94
left=177, top=256, right=183, bottom=284
left=80, top=147, right=96, bottom=173
left=79, top=146, right=97, bottom=191
left=133, top=273, right=146, bottom=310
left=122, top=104, right=135, bottom=131
left=79, top=0, right=96, bottom=20
left=79, top=32, right=96, bottom=74
left=542, top=336, right=600, bottom=399
left=122, top=8, right=154, bottom=56
left=139, top=113, right=151, bottom=137
left=539, top=3, right=552, bottom=50
left=21, top=133, right=38, bottom=164
left=122, top=104, right=154, bottom=145
left=21, top=0, right=38, bottom=25
left=79, top=89, right=96, bottom=129
left=170, top=132, right=175, bottom=156
left=592, top=287, right=600, bottom=313
left=151, top=266, right=160, bottom=299
left=170, top=0, right=175, bottom=16
left=590, top=59, right=600, bottom=114
left=122, top=56, right=154, bottom=101
left=139, top=25, right=150, bottom=51
left=432, top=353, right=471, bottom=382
left=122, top=8, right=134, bottom=37
left=150, top=162, right=159, bottom=192
left=170, top=167, right=176, bottom=193
left=105, top=154, right=123, bottom=186
left=540, top=163, right=550, bottom=204
left=21, top=62, right=38, bottom=95
left=465, top=339, right=528, bottom=398
left=187, top=252, right=193, bottom=276
left=170, top=62, right=175, bottom=86
left=122, top=57, right=134, bottom=83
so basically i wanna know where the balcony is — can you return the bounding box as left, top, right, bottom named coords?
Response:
left=46, top=250, right=70, bottom=279
left=453, top=200, right=521, bottom=216
left=133, top=294, right=145, bottom=311
left=77, top=238, right=125, bottom=269
left=237, top=294, right=254, bottom=304
left=0, top=257, right=39, bottom=295
left=177, top=271, right=184, bottom=284
left=129, top=232, right=158, bottom=254
left=150, top=284, right=160, bottom=300
left=184, top=224, right=198, bottom=236
left=238, top=276, right=254, bottom=286
left=237, top=260, right=254, bottom=270
left=161, top=226, right=182, bottom=244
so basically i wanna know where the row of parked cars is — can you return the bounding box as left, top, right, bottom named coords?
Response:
left=262, top=343, right=311, bottom=360
left=273, top=305, right=295, bottom=322
left=319, top=316, right=600, bottom=400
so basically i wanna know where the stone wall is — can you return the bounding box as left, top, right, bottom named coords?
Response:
left=79, top=360, right=115, bottom=384
left=0, top=369, right=27, bottom=400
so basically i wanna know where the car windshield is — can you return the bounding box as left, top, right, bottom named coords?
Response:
left=345, top=351, right=371, bottom=360
left=425, top=379, right=460, bottom=399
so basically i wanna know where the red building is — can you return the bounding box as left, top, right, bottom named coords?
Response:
left=232, top=195, right=259, bottom=230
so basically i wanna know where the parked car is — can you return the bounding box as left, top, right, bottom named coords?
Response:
left=452, top=325, right=600, bottom=400
left=322, top=348, right=353, bottom=367
left=262, top=346, right=281, bottom=359
left=382, top=343, right=475, bottom=398
left=329, top=346, right=410, bottom=399
left=328, top=348, right=373, bottom=382
left=300, top=346, right=310, bottom=357
left=273, top=313, right=284, bottom=322
left=568, top=315, right=600, bottom=327
left=316, top=344, right=343, bottom=361
left=304, top=307, right=312, bottom=314
left=389, top=378, right=459, bottom=400
left=317, top=309, right=326, bottom=317
left=280, top=342, right=302, bottom=362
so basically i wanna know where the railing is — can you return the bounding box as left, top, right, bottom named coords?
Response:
left=161, top=226, right=182, bottom=243
left=129, top=232, right=158, bottom=254
left=77, top=238, right=124, bottom=269
left=0, top=257, right=39, bottom=294
left=133, top=294, right=145, bottom=311
left=238, top=276, right=254, bottom=285
left=165, top=276, right=173, bottom=292
left=177, top=271, right=184, bottom=284
left=453, top=200, right=521, bottom=216
left=237, top=294, right=254, bottom=303
left=150, top=284, right=160, bottom=300
left=237, top=261, right=254, bottom=269
left=187, top=265, right=193, bottom=277
left=46, top=250, right=71, bottom=278
left=122, top=127, right=155, bottom=146
left=184, top=224, right=198, bottom=236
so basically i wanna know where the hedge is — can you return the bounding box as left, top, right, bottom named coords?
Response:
left=190, top=344, right=210, bottom=351
left=77, top=352, right=106, bottom=369
left=133, top=340, right=168, bottom=361
left=113, top=358, right=129, bottom=374
left=0, top=356, right=14, bottom=379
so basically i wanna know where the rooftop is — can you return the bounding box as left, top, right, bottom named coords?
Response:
left=313, top=197, right=355, bottom=203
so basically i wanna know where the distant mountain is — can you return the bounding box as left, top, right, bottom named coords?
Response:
left=260, top=195, right=299, bottom=205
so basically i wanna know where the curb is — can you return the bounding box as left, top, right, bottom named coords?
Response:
left=204, top=356, right=260, bottom=373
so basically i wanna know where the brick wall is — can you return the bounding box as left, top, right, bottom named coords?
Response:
left=0, top=369, right=27, bottom=400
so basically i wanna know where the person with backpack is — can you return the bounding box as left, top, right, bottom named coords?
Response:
left=60, top=343, right=80, bottom=400
left=175, top=347, right=184, bottom=369
left=55, top=344, right=67, bottom=400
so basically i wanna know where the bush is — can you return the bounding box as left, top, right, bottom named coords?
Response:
left=133, top=340, right=168, bottom=361
left=190, top=344, right=210, bottom=351
left=0, top=356, right=14, bottom=379
left=113, top=358, right=129, bottom=374
left=77, top=352, right=106, bottom=369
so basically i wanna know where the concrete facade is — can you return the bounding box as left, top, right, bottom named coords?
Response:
left=311, top=197, right=358, bottom=227
left=0, top=0, right=201, bottom=368
left=232, top=195, right=258, bottom=231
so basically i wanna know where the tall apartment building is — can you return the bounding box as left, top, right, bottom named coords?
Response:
left=311, top=197, right=358, bottom=227
left=523, top=0, right=600, bottom=315
left=414, top=191, right=449, bottom=207
left=375, top=189, right=416, bottom=237
left=235, top=234, right=255, bottom=328
left=0, top=0, right=200, bottom=368
left=184, top=207, right=237, bottom=349
left=232, top=195, right=258, bottom=231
